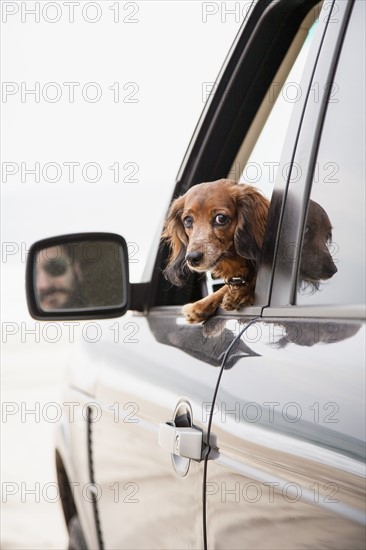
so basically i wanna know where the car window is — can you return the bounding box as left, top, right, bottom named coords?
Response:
left=204, top=5, right=323, bottom=298
left=234, top=12, right=321, bottom=200
left=296, top=0, right=366, bottom=305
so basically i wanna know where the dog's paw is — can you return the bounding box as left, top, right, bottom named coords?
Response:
left=182, top=299, right=220, bottom=324
left=181, top=287, right=228, bottom=323
left=182, top=303, right=212, bottom=324
left=221, top=288, right=254, bottom=310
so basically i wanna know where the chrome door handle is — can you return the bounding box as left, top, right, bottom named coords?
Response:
left=158, top=422, right=203, bottom=460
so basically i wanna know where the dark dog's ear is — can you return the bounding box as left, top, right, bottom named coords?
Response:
left=162, top=195, right=189, bottom=286
left=233, top=185, right=269, bottom=266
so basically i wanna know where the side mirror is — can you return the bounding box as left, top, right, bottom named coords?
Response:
left=26, top=233, right=129, bottom=320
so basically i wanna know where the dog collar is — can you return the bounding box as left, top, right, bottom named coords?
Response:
left=225, top=277, right=247, bottom=286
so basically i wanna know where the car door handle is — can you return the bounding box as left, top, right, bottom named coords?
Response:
left=158, top=421, right=203, bottom=460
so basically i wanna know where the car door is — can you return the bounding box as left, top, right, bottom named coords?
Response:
left=204, top=0, right=366, bottom=548
left=90, top=312, right=221, bottom=549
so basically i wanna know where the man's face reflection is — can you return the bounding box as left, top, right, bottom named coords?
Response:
left=36, top=246, right=83, bottom=310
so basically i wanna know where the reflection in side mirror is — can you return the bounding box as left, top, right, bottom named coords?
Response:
left=26, top=233, right=129, bottom=320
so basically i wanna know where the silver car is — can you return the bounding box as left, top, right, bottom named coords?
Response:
left=26, top=0, right=365, bottom=548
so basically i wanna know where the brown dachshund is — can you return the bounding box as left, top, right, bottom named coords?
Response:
left=162, top=179, right=269, bottom=323
left=163, top=179, right=338, bottom=323
left=300, top=200, right=338, bottom=290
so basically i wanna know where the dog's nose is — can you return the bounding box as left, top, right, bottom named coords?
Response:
left=186, top=251, right=203, bottom=266
left=325, top=262, right=338, bottom=277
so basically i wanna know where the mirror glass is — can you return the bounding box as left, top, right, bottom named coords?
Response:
left=33, top=239, right=127, bottom=312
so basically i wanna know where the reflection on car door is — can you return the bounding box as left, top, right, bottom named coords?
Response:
left=204, top=317, right=365, bottom=548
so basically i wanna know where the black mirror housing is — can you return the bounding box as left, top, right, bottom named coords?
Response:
left=26, top=233, right=130, bottom=320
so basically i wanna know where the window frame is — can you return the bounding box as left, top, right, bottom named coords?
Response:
left=265, top=0, right=359, bottom=318
left=149, top=0, right=326, bottom=311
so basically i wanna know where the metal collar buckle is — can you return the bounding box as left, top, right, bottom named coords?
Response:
left=225, top=277, right=246, bottom=286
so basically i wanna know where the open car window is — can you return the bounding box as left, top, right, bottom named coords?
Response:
left=206, top=5, right=322, bottom=298
left=153, top=0, right=326, bottom=309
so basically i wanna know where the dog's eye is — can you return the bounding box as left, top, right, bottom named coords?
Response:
left=183, top=216, right=193, bottom=228
left=214, top=214, right=229, bottom=225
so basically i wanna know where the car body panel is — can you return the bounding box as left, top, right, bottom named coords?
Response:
left=90, top=314, right=225, bottom=549
left=203, top=317, right=365, bottom=547
left=56, top=386, right=100, bottom=550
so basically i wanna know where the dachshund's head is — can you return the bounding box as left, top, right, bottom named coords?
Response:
left=162, top=179, right=269, bottom=286
left=299, top=199, right=338, bottom=289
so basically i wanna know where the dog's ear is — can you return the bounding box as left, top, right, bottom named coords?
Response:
left=234, top=185, right=269, bottom=266
left=162, top=195, right=189, bottom=286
